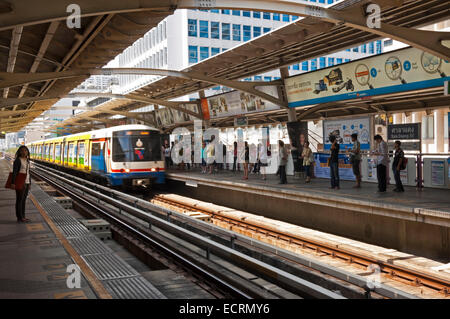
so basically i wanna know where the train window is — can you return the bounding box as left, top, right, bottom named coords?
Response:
left=78, top=143, right=85, bottom=165
left=68, top=143, right=74, bottom=163
left=73, top=143, right=78, bottom=165
left=55, top=144, right=61, bottom=161
left=91, top=143, right=101, bottom=156
left=49, top=144, right=54, bottom=161
left=112, top=131, right=162, bottom=162
left=64, top=143, right=68, bottom=164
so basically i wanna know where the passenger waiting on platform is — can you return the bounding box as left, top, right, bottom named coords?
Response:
left=232, top=142, right=240, bottom=172
left=329, top=135, right=340, bottom=189
left=170, top=141, right=175, bottom=167
left=201, top=141, right=207, bottom=173
left=278, top=140, right=288, bottom=184
left=372, top=135, right=388, bottom=193
left=392, top=141, right=405, bottom=193
left=243, top=142, right=250, bottom=180
left=301, top=141, right=313, bottom=183
left=348, top=133, right=362, bottom=188
left=207, top=136, right=216, bottom=174
left=11, top=146, right=31, bottom=223
left=163, top=140, right=171, bottom=169
left=259, top=142, right=269, bottom=181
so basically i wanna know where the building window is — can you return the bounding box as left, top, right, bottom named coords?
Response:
left=222, top=9, right=230, bottom=15
left=263, top=12, right=271, bottom=20
left=232, top=24, right=241, bottom=41
left=243, top=11, right=251, bottom=17
left=210, top=9, right=219, bottom=13
left=212, top=86, right=220, bottom=90
left=264, top=76, right=272, bottom=81
left=232, top=10, right=240, bottom=16
left=211, top=21, right=220, bottom=39
left=292, top=15, right=299, bottom=21
left=253, top=26, right=261, bottom=38
left=361, top=44, right=366, bottom=53
left=282, top=14, right=290, bottom=22
left=188, top=19, right=197, bottom=37
left=254, top=76, right=262, bottom=81
left=337, top=58, right=343, bottom=64
left=302, top=61, right=308, bottom=71
left=311, top=59, right=317, bottom=70
left=384, top=39, right=393, bottom=47
left=376, top=40, right=382, bottom=54
left=211, top=47, right=220, bottom=56
left=253, top=11, right=261, bottom=18
left=369, top=42, right=374, bottom=54
left=164, top=47, right=167, bottom=65
left=263, top=27, right=271, bottom=33
left=273, top=13, right=280, bottom=21
left=222, top=23, right=230, bottom=40
left=293, top=64, right=299, bottom=70
left=188, top=46, right=198, bottom=63
left=345, top=59, right=351, bottom=63
left=244, top=78, right=251, bottom=81
left=328, top=57, right=334, bottom=66
left=353, top=47, right=359, bottom=52
left=222, top=48, right=228, bottom=52
left=199, top=20, right=209, bottom=38
left=200, top=47, right=209, bottom=61
left=319, top=57, right=326, bottom=69
left=243, top=25, right=251, bottom=41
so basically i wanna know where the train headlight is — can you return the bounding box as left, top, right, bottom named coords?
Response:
left=151, top=168, right=156, bottom=172
left=125, top=168, right=130, bottom=173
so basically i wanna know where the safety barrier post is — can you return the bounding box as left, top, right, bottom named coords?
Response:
left=416, top=153, right=423, bottom=190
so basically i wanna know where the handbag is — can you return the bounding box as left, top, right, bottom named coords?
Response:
left=5, top=172, right=27, bottom=190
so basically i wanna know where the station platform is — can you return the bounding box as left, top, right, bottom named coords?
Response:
left=0, top=159, right=165, bottom=299
left=166, top=168, right=450, bottom=261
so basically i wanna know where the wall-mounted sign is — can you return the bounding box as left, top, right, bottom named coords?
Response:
left=445, top=81, right=449, bottom=96
left=387, top=123, right=421, bottom=140
left=206, top=86, right=280, bottom=119
left=285, top=47, right=450, bottom=107
left=323, top=117, right=371, bottom=150
left=234, top=116, right=248, bottom=127
left=431, top=160, right=445, bottom=186
left=154, top=104, right=198, bottom=127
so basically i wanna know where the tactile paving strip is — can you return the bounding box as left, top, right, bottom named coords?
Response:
left=102, top=276, right=167, bottom=299
left=31, top=184, right=166, bottom=299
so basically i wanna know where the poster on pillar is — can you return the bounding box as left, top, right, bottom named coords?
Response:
left=285, top=47, right=450, bottom=108
left=205, top=86, right=280, bottom=119
left=286, top=121, right=308, bottom=172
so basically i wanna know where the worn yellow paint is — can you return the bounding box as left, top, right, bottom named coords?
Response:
left=26, top=223, right=45, bottom=231
left=54, top=290, right=87, bottom=299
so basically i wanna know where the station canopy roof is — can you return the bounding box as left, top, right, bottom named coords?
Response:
left=0, top=0, right=449, bottom=133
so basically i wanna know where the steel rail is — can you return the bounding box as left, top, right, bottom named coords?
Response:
left=30, top=162, right=344, bottom=299
left=151, top=195, right=450, bottom=297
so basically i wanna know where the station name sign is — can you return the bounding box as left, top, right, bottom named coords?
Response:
left=387, top=123, right=421, bottom=140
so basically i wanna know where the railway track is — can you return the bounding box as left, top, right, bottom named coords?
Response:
left=29, top=161, right=346, bottom=299
left=151, top=194, right=450, bottom=299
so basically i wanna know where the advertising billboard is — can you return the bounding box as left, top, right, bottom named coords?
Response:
left=285, top=47, right=450, bottom=107
left=205, top=86, right=280, bottom=119
left=323, top=117, right=371, bottom=151
left=154, top=104, right=199, bottom=127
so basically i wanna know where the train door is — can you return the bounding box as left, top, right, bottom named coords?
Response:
left=91, top=141, right=106, bottom=173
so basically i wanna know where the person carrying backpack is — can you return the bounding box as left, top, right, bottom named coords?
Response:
left=392, top=140, right=405, bottom=192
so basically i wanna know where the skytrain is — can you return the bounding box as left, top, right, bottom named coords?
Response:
left=27, top=125, right=165, bottom=189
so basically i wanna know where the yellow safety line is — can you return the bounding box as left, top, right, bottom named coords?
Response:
left=29, top=193, right=113, bottom=299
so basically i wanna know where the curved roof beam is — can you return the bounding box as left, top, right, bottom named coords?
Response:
left=0, top=0, right=448, bottom=60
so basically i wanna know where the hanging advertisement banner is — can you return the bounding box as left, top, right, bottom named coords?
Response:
left=285, top=47, right=450, bottom=108
left=206, top=86, right=280, bottom=118
left=154, top=104, right=198, bottom=127
left=201, top=98, right=210, bottom=120
left=431, top=160, right=445, bottom=186
left=323, top=117, right=370, bottom=150
left=314, top=153, right=355, bottom=181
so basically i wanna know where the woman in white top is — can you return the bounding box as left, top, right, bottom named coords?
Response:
left=258, top=142, right=269, bottom=180
left=11, top=146, right=31, bottom=223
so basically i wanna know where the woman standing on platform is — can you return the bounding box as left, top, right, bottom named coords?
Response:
left=11, top=146, right=31, bottom=223
left=302, top=141, right=313, bottom=183
left=243, top=142, right=250, bottom=180
left=278, top=140, right=288, bottom=184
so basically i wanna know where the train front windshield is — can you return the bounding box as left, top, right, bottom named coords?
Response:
left=112, top=130, right=162, bottom=162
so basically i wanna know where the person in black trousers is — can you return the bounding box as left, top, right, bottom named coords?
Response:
left=329, top=135, right=340, bottom=189
left=278, top=140, right=288, bottom=184
left=11, top=146, right=31, bottom=223
left=372, top=135, right=388, bottom=193
left=392, top=141, right=405, bottom=192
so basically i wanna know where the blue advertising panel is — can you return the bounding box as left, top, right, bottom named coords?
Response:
left=323, top=117, right=370, bottom=150
left=285, top=47, right=450, bottom=107
left=313, top=153, right=355, bottom=181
